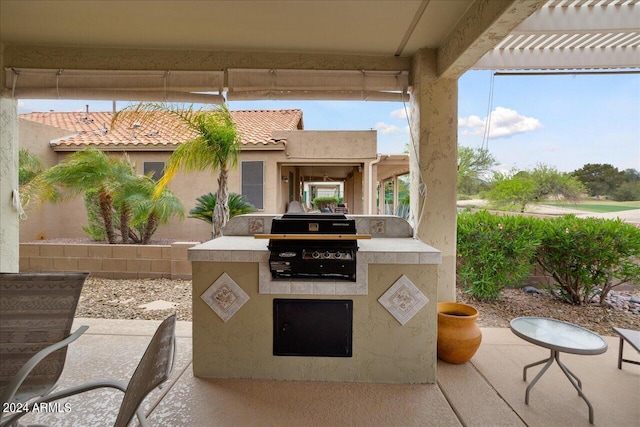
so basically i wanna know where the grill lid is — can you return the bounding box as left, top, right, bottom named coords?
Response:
left=270, top=213, right=356, bottom=235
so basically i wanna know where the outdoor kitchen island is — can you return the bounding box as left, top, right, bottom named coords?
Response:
left=188, top=214, right=442, bottom=383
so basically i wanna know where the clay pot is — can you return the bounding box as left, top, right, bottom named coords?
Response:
left=437, top=301, right=482, bottom=364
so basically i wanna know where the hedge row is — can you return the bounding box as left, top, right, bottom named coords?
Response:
left=457, top=211, right=640, bottom=303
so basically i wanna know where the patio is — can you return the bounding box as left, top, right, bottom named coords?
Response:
left=13, top=318, right=639, bottom=427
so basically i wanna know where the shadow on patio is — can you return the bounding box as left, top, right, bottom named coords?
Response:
left=12, top=319, right=639, bottom=426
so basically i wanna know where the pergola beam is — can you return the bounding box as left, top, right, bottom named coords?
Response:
left=437, top=0, right=545, bottom=78
left=474, top=1, right=640, bottom=70
left=474, top=45, right=639, bottom=69
left=516, top=2, right=640, bottom=32
left=2, top=45, right=411, bottom=76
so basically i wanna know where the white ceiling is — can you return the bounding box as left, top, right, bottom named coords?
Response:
left=1, top=0, right=636, bottom=103
left=0, top=0, right=473, bottom=57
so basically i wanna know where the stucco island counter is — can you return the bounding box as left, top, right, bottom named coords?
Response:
left=188, top=215, right=442, bottom=383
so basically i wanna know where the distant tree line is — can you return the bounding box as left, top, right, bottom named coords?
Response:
left=457, top=147, right=640, bottom=209
left=571, top=163, right=640, bottom=201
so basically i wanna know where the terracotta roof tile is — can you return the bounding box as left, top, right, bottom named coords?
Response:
left=20, top=109, right=303, bottom=150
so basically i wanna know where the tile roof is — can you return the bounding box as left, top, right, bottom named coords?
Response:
left=20, top=109, right=303, bottom=151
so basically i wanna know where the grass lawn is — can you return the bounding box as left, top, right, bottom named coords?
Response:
left=544, top=200, right=640, bottom=213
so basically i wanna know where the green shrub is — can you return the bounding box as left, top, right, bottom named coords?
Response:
left=189, top=193, right=255, bottom=224
left=457, top=211, right=543, bottom=300
left=535, top=215, right=640, bottom=305
left=312, top=196, right=339, bottom=211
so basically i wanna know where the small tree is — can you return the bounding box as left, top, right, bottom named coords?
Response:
left=457, top=146, right=497, bottom=196
left=113, top=103, right=241, bottom=238
left=487, top=164, right=584, bottom=212
left=486, top=170, right=536, bottom=212
left=190, top=193, right=255, bottom=224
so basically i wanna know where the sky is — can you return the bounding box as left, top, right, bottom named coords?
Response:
left=17, top=70, right=640, bottom=174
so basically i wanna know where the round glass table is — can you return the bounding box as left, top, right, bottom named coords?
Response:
left=510, top=317, right=608, bottom=424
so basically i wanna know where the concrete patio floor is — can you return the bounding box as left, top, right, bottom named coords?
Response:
left=13, top=318, right=639, bottom=427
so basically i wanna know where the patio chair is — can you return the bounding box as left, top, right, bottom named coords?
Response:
left=1, top=314, right=177, bottom=427
left=0, top=272, right=89, bottom=426
left=613, top=327, right=640, bottom=370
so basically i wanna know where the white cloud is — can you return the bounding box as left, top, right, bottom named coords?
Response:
left=390, top=108, right=407, bottom=120
left=458, top=107, right=542, bottom=139
left=375, top=122, right=400, bottom=135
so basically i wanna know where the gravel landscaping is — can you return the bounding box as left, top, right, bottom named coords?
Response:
left=76, top=276, right=639, bottom=336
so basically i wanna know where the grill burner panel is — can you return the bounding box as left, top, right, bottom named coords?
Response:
left=268, top=214, right=358, bottom=282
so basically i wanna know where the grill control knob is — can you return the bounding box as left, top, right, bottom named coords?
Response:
left=334, top=251, right=342, bottom=259
left=324, top=251, right=332, bottom=259
left=312, top=251, right=320, bottom=259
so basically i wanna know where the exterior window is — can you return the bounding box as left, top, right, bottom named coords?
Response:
left=242, top=161, right=264, bottom=210
left=144, top=162, right=165, bottom=182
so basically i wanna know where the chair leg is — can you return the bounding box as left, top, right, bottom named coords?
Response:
left=618, top=336, right=623, bottom=370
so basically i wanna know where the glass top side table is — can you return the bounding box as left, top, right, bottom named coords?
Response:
left=510, top=317, right=608, bottom=424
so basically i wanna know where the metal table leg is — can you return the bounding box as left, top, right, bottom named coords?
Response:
left=522, top=349, right=595, bottom=424
left=555, top=352, right=594, bottom=424
left=523, top=350, right=555, bottom=404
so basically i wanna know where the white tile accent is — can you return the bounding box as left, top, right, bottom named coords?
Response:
left=374, top=252, right=396, bottom=264
left=378, top=275, right=429, bottom=326
left=291, top=282, right=315, bottom=294
left=200, top=273, right=249, bottom=322
left=313, top=281, right=336, bottom=295
left=396, top=252, right=419, bottom=264
left=231, top=251, right=254, bottom=262
left=253, top=251, right=269, bottom=262
left=211, top=251, right=232, bottom=262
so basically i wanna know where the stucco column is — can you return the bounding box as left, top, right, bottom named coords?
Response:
left=0, top=41, right=19, bottom=272
left=0, top=95, right=20, bottom=272
left=410, top=49, right=458, bottom=302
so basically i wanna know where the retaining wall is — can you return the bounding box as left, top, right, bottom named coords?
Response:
left=19, top=242, right=198, bottom=280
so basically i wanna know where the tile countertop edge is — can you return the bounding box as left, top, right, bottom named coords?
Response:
left=188, top=236, right=442, bottom=264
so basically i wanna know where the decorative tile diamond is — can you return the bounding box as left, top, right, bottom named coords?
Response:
left=201, top=273, right=249, bottom=322
left=378, top=275, right=428, bottom=325
left=248, top=218, right=264, bottom=234
left=370, top=219, right=386, bottom=236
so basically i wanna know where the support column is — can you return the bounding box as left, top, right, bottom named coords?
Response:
left=0, top=95, right=20, bottom=272
left=410, top=48, right=458, bottom=302
left=1, top=41, right=20, bottom=272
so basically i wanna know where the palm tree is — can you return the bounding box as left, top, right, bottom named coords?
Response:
left=122, top=175, right=185, bottom=244
left=113, top=103, right=241, bottom=238
left=31, top=148, right=134, bottom=244
left=18, top=148, right=44, bottom=187
left=189, top=192, right=255, bottom=224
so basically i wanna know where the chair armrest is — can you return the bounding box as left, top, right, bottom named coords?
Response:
left=0, top=325, right=89, bottom=409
